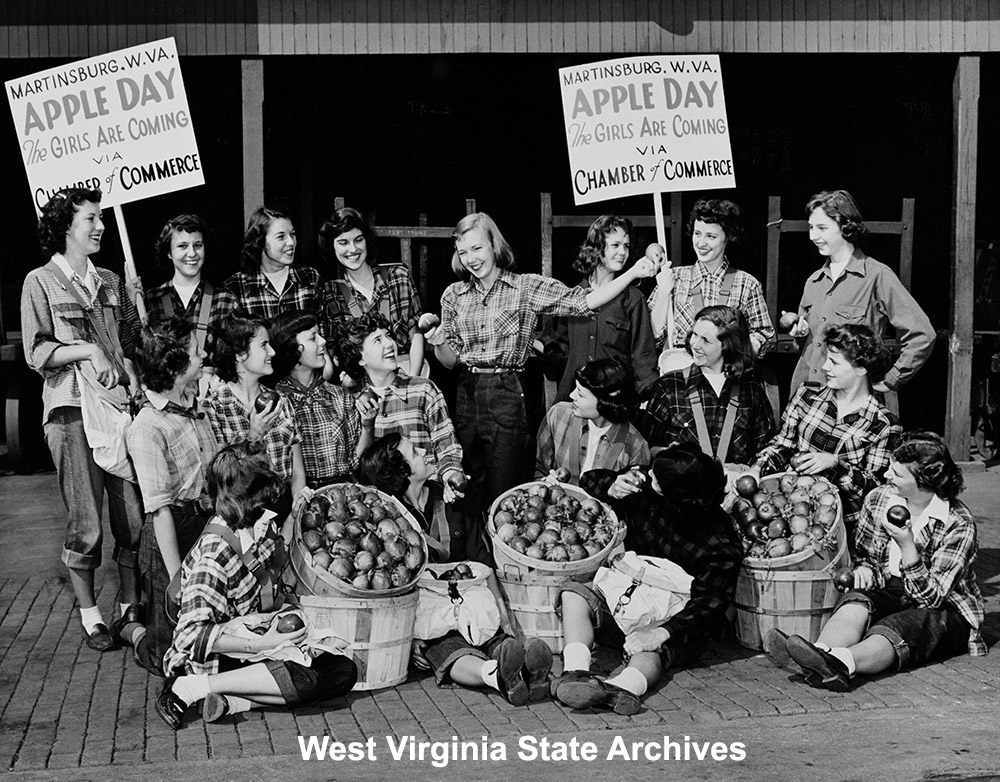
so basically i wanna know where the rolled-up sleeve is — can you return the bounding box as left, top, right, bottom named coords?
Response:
left=20, top=275, right=63, bottom=377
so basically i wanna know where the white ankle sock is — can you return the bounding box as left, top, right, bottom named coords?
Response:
left=814, top=640, right=832, bottom=652
left=829, top=647, right=857, bottom=676
left=172, top=674, right=211, bottom=706
left=80, top=606, right=104, bottom=634
left=562, top=642, right=592, bottom=672
left=605, top=667, right=648, bottom=697
left=119, top=602, right=132, bottom=618
left=221, top=695, right=255, bottom=714
left=481, top=660, right=500, bottom=690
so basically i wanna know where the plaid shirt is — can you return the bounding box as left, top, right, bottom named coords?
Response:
left=650, top=260, right=774, bottom=356
left=853, top=485, right=985, bottom=656
left=535, top=401, right=649, bottom=483
left=441, top=269, right=591, bottom=368
left=753, top=386, right=901, bottom=527
left=275, top=376, right=361, bottom=486
left=371, top=372, right=463, bottom=479
left=223, top=266, right=325, bottom=322
left=582, top=469, right=743, bottom=656
left=21, top=261, right=140, bottom=422
left=793, top=252, right=935, bottom=391
left=126, top=390, right=219, bottom=514
left=203, top=383, right=300, bottom=482
left=163, top=522, right=278, bottom=675
left=634, top=365, right=776, bottom=465
left=143, top=279, right=239, bottom=361
left=322, top=263, right=422, bottom=348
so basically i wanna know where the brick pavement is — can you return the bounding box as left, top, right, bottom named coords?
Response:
left=0, top=468, right=997, bottom=772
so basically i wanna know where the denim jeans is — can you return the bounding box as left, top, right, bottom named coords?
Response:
left=44, top=407, right=143, bottom=570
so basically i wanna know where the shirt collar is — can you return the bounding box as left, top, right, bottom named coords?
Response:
left=145, top=387, right=202, bottom=418
left=248, top=266, right=300, bottom=291
left=925, top=493, right=952, bottom=528
left=811, top=250, right=867, bottom=282
left=696, top=257, right=730, bottom=279
left=52, top=253, right=102, bottom=292
left=459, top=267, right=517, bottom=296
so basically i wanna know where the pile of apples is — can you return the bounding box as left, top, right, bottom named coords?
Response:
left=492, top=482, right=621, bottom=563
left=299, top=484, right=426, bottom=591
left=730, top=472, right=840, bottom=560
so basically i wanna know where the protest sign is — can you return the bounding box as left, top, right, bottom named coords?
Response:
left=6, top=37, right=203, bottom=214
left=559, top=55, right=735, bottom=205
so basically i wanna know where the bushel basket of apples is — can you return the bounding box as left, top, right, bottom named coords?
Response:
left=292, top=483, right=429, bottom=599
left=488, top=480, right=625, bottom=578
left=730, top=472, right=848, bottom=572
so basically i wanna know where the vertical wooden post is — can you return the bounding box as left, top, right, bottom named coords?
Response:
left=765, top=195, right=782, bottom=323
left=899, top=198, right=916, bottom=291
left=418, top=212, right=429, bottom=306
left=669, top=192, right=683, bottom=265
left=241, top=59, right=265, bottom=219
left=945, top=56, right=980, bottom=460
left=540, top=192, right=553, bottom=278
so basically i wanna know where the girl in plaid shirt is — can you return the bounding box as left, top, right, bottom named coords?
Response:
left=423, top=212, right=660, bottom=511
left=765, top=432, right=985, bottom=693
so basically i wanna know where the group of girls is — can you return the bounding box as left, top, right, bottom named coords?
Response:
left=20, top=184, right=981, bottom=727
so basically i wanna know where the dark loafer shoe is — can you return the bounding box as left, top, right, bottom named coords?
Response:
left=785, top=635, right=851, bottom=692
left=554, top=672, right=606, bottom=709
left=84, top=623, right=120, bottom=653
left=600, top=681, right=642, bottom=716
left=110, top=604, right=145, bottom=648
left=155, top=676, right=189, bottom=731
left=492, top=638, right=528, bottom=706
left=763, top=628, right=794, bottom=671
left=549, top=669, right=593, bottom=700
left=522, top=638, right=553, bottom=702
left=202, top=693, right=230, bottom=724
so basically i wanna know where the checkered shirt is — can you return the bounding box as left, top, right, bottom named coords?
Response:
left=650, top=260, right=775, bottom=356
left=853, top=485, right=986, bottom=656
left=275, top=376, right=362, bottom=485
left=203, top=383, right=300, bottom=482
left=163, top=523, right=278, bottom=675
left=322, top=263, right=422, bottom=348
left=441, top=269, right=591, bottom=368
left=371, top=372, right=463, bottom=479
left=143, top=279, right=239, bottom=360
left=634, top=365, right=776, bottom=465
left=752, top=386, right=901, bottom=527
left=223, top=265, right=325, bottom=322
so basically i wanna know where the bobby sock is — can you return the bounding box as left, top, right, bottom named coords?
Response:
left=123, top=624, right=146, bottom=648
left=829, top=647, right=857, bottom=676
left=814, top=641, right=832, bottom=652
left=481, top=660, right=500, bottom=690
left=172, top=674, right=211, bottom=706
left=562, top=642, right=592, bottom=673
left=80, top=606, right=104, bottom=635
left=605, top=667, right=648, bottom=697
left=119, top=602, right=132, bottom=619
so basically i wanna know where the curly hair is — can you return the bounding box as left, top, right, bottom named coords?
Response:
left=269, top=310, right=320, bottom=381
left=890, top=431, right=965, bottom=501
left=357, top=433, right=411, bottom=498
left=208, top=441, right=283, bottom=529
left=686, top=305, right=755, bottom=378
left=213, top=313, right=269, bottom=383
left=651, top=442, right=726, bottom=511
left=687, top=199, right=743, bottom=245
left=806, top=190, right=869, bottom=246
left=155, top=213, right=209, bottom=274
left=329, top=311, right=392, bottom=384
left=132, top=316, right=197, bottom=393
left=575, top=358, right=638, bottom=423
left=822, top=323, right=892, bottom=384
left=37, top=188, right=103, bottom=258
left=572, top=215, right=633, bottom=277
left=318, top=207, right=378, bottom=273
left=240, top=206, right=294, bottom=273
left=450, top=212, right=516, bottom=279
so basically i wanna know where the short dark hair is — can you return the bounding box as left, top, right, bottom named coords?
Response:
left=37, top=188, right=103, bottom=258
left=575, top=358, right=637, bottom=423
left=132, top=316, right=196, bottom=393
left=806, top=190, right=869, bottom=246
left=651, top=442, right=726, bottom=511
left=330, top=311, right=391, bottom=384
left=155, top=213, right=210, bottom=274
left=269, top=309, right=320, bottom=381
left=572, top=215, right=633, bottom=276
left=687, top=199, right=743, bottom=245
left=357, top=433, right=410, bottom=498
left=213, top=314, right=268, bottom=383
left=686, top=305, right=755, bottom=378
left=823, top=323, right=892, bottom=384
left=318, top=207, right=379, bottom=273
left=890, top=431, right=964, bottom=501
left=208, top=441, right=283, bottom=529
left=241, top=206, right=294, bottom=273
left=451, top=212, right=516, bottom=279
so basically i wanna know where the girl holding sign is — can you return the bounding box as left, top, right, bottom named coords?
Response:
left=421, top=212, right=660, bottom=511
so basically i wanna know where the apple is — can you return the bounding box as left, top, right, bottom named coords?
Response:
left=778, top=311, right=800, bottom=333
left=275, top=613, right=304, bottom=633
left=554, top=467, right=572, bottom=483
left=886, top=505, right=910, bottom=527
left=417, top=313, right=441, bottom=333
left=789, top=532, right=811, bottom=552
left=253, top=387, right=279, bottom=415
left=832, top=567, right=855, bottom=593
left=645, top=243, right=666, bottom=263
left=767, top=519, right=788, bottom=539
left=766, top=538, right=792, bottom=557
left=757, top=503, right=780, bottom=523
left=745, top=521, right=767, bottom=541
left=447, top=472, right=470, bottom=493
left=735, top=475, right=759, bottom=499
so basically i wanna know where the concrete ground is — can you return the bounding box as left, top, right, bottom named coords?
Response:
left=1, top=465, right=998, bottom=781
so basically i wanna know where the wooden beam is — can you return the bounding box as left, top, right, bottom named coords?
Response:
left=944, top=56, right=979, bottom=460
left=241, top=58, right=265, bottom=220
